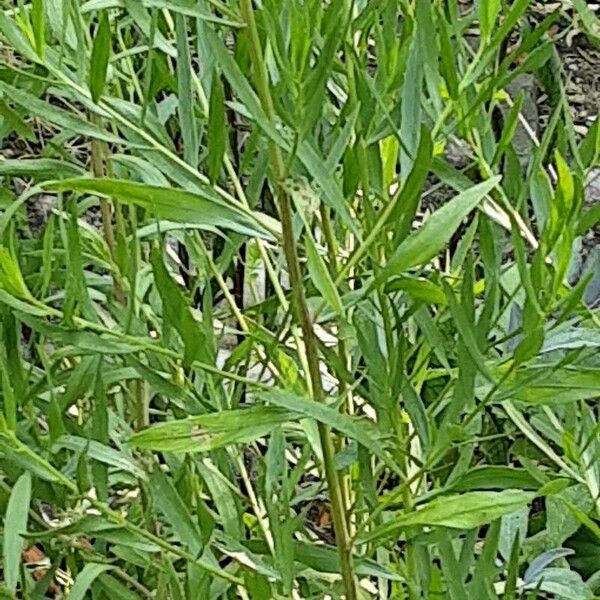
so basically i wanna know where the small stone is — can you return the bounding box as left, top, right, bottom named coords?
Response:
left=585, top=169, right=600, bottom=206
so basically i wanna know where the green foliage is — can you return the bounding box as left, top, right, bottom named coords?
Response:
left=0, top=0, right=598, bottom=598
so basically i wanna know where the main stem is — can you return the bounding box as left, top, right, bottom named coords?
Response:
left=238, top=2, right=357, bottom=598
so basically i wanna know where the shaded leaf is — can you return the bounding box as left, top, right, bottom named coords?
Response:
left=53, top=435, right=146, bottom=479
left=148, top=467, right=203, bottom=554
left=0, top=81, right=122, bottom=145
left=207, top=72, right=226, bottom=183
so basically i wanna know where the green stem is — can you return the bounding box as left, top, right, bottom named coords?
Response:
left=89, top=113, right=125, bottom=305
left=238, top=2, right=357, bottom=598
left=319, top=205, right=354, bottom=525
left=401, top=418, right=420, bottom=600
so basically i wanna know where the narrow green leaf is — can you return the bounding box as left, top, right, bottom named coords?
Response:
left=470, top=520, right=502, bottom=597
left=401, top=378, right=431, bottom=448
left=497, top=366, right=600, bottom=404
left=324, top=107, right=360, bottom=172
left=363, top=490, right=534, bottom=542
left=204, top=26, right=282, bottom=145
left=392, top=125, right=433, bottom=243
left=121, top=0, right=176, bottom=57
left=0, top=247, right=33, bottom=300
left=579, top=115, right=599, bottom=167
left=204, top=26, right=356, bottom=232
left=247, top=539, right=403, bottom=580
left=207, top=72, right=226, bottom=183
left=199, top=470, right=243, bottom=540
left=378, top=176, right=501, bottom=281
left=444, top=278, right=495, bottom=382
left=150, top=245, right=209, bottom=367
left=296, top=141, right=358, bottom=235
left=479, top=0, right=501, bottom=41
left=0, top=429, right=77, bottom=486
left=572, top=0, right=600, bottom=45
left=502, top=402, right=582, bottom=481
left=0, top=10, right=38, bottom=62
left=0, top=358, right=17, bottom=430
left=15, top=312, right=138, bottom=355
left=450, top=466, right=543, bottom=492
left=559, top=498, right=600, bottom=540
left=460, top=0, right=532, bottom=91
left=440, top=542, right=466, bottom=600
left=129, top=406, right=296, bottom=453
left=300, top=0, right=348, bottom=135
left=513, top=326, right=545, bottom=366
left=0, top=158, right=85, bottom=178
left=387, top=277, right=447, bottom=305
left=577, top=203, right=600, bottom=236
left=68, top=563, right=113, bottom=600
left=53, top=435, right=146, bottom=479
left=416, top=0, right=442, bottom=113
left=144, top=0, right=243, bottom=26
left=305, top=234, right=344, bottom=317
left=42, top=178, right=278, bottom=239
left=175, top=13, right=198, bottom=166
left=3, top=472, right=32, bottom=594
left=0, top=98, right=35, bottom=141
left=260, top=390, right=401, bottom=472
left=437, top=9, right=459, bottom=99
left=493, top=92, right=525, bottom=166
left=0, top=81, right=122, bottom=145
left=31, top=0, right=45, bottom=58
left=399, top=25, right=422, bottom=174
left=555, top=151, right=575, bottom=215
left=96, top=574, right=144, bottom=600
left=63, top=199, right=93, bottom=325
left=149, top=467, right=203, bottom=554
left=89, top=11, right=111, bottom=103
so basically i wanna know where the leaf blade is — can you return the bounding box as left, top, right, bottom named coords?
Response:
left=89, top=11, right=111, bottom=102
left=378, top=176, right=501, bottom=281
left=363, top=490, right=535, bottom=543
left=3, top=472, right=32, bottom=594
left=42, top=178, right=278, bottom=239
